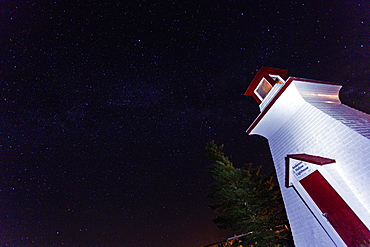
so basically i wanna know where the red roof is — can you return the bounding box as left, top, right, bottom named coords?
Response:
left=287, top=153, right=336, bottom=165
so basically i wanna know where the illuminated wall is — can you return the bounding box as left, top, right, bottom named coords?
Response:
left=245, top=67, right=370, bottom=246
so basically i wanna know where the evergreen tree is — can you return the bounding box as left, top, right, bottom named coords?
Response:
left=206, top=141, right=292, bottom=246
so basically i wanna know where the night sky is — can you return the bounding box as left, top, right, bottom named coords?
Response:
left=1, top=1, right=370, bottom=246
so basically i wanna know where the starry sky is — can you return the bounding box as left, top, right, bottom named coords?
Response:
left=1, top=0, right=370, bottom=246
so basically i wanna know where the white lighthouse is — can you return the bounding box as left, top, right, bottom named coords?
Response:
left=245, top=67, right=370, bottom=246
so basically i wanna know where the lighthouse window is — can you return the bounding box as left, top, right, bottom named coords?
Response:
left=254, top=78, right=273, bottom=101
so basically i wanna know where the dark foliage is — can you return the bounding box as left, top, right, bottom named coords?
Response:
left=206, top=141, right=293, bottom=246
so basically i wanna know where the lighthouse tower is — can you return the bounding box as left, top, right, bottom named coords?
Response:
left=245, top=67, right=370, bottom=246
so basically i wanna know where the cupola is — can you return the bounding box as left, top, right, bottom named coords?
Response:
left=244, top=67, right=288, bottom=110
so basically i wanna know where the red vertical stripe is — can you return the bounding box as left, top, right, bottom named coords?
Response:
left=300, top=171, right=370, bottom=246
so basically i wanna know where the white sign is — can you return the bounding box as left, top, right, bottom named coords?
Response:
left=292, top=161, right=314, bottom=181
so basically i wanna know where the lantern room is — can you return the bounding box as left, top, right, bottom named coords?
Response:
left=244, top=67, right=288, bottom=111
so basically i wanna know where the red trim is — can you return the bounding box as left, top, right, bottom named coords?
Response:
left=287, top=154, right=335, bottom=165
left=300, top=171, right=370, bottom=246
left=252, top=94, right=262, bottom=104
